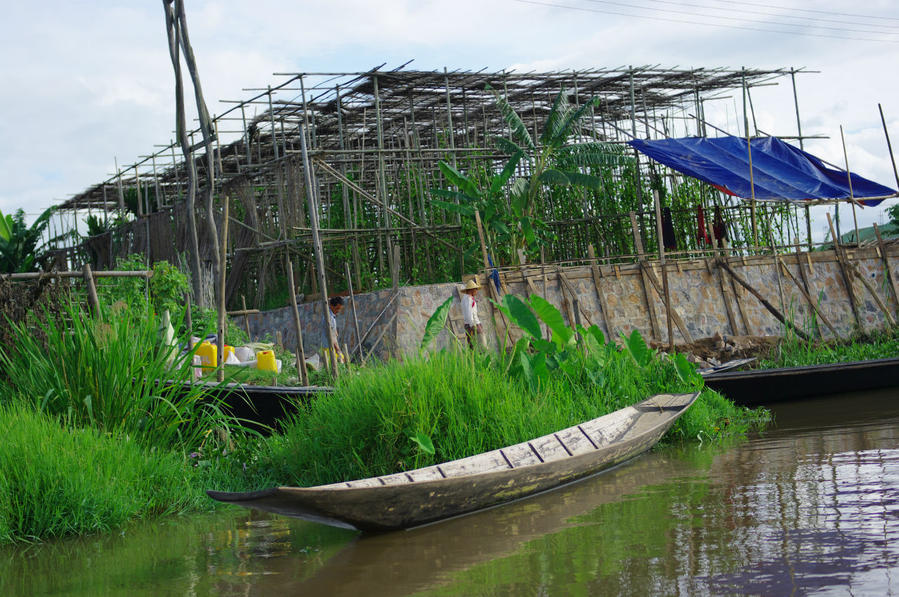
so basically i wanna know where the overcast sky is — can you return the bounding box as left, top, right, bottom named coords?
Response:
left=2, top=0, right=898, bottom=240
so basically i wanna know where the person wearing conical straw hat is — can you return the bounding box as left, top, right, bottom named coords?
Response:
left=460, top=277, right=485, bottom=348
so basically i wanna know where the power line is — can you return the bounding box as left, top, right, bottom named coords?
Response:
left=703, top=0, right=899, bottom=23
left=580, top=0, right=899, bottom=37
left=511, top=0, right=899, bottom=43
left=615, top=0, right=899, bottom=31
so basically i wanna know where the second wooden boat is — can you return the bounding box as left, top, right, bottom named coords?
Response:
left=208, top=392, right=699, bottom=532
left=703, top=357, right=899, bottom=405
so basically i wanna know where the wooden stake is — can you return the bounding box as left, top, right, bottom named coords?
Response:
left=587, top=244, right=613, bottom=338
left=286, top=259, right=309, bottom=386
left=719, top=259, right=810, bottom=340
left=792, top=241, right=821, bottom=338
left=653, top=190, right=674, bottom=350
left=873, top=223, right=899, bottom=315
left=826, top=211, right=862, bottom=329
left=82, top=263, right=101, bottom=317
left=630, top=211, right=660, bottom=340
left=776, top=255, right=837, bottom=337
left=844, top=259, right=896, bottom=327
left=345, top=262, right=362, bottom=360
left=641, top=263, right=693, bottom=343
left=216, top=196, right=230, bottom=383
left=241, top=294, right=251, bottom=339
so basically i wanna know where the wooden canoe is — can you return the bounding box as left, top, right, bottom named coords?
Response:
left=207, top=392, right=699, bottom=532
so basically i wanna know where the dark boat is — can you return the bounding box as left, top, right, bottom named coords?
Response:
left=208, top=392, right=699, bottom=532
left=168, top=380, right=331, bottom=431
left=703, top=357, right=899, bottom=405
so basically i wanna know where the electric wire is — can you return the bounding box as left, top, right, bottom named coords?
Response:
left=610, top=0, right=899, bottom=31
left=511, top=0, right=899, bottom=43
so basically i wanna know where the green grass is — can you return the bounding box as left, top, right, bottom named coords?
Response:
left=0, top=298, right=245, bottom=451
left=0, top=401, right=277, bottom=545
left=255, top=349, right=767, bottom=489
left=0, top=402, right=195, bottom=543
left=759, top=328, right=899, bottom=369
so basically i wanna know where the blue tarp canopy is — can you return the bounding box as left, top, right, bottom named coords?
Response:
left=628, top=136, right=896, bottom=207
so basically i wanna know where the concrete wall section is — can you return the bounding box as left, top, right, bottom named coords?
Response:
left=236, top=246, right=899, bottom=360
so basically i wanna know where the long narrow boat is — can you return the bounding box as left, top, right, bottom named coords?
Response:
left=702, top=357, right=899, bottom=405
left=208, top=392, right=699, bottom=532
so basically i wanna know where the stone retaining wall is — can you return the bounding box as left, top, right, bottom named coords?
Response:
left=236, top=245, right=899, bottom=360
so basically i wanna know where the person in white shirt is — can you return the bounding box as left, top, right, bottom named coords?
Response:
left=460, top=278, right=484, bottom=348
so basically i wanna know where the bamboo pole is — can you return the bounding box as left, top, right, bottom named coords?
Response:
left=216, top=196, right=229, bottom=382
left=587, top=244, right=613, bottom=339
left=872, top=223, right=899, bottom=315
left=742, top=69, right=758, bottom=248
left=653, top=190, right=674, bottom=350
left=345, top=262, right=362, bottom=358
left=826, top=211, right=862, bottom=330
left=718, top=259, right=810, bottom=340
left=775, top=255, right=837, bottom=337
left=286, top=259, right=309, bottom=386
left=82, top=263, right=101, bottom=316
left=840, top=125, right=861, bottom=246
left=297, top=85, right=338, bottom=380
left=630, top=211, right=660, bottom=340
left=240, top=295, right=252, bottom=338
left=878, top=104, right=899, bottom=190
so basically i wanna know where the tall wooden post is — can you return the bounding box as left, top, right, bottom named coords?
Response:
left=653, top=191, right=674, bottom=350
left=216, top=196, right=229, bottom=383
left=298, top=80, right=338, bottom=379
left=286, top=259, right=309, bottom=386
left=742, top=69, right=758, bottom=249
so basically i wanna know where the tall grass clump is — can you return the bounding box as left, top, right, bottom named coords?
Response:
left=0, top=402, right=199, bottom=544
left=259, top=294, right=768, bottom=488
left=760, top=327, right=899, bottom=369
left=0, top=297, right=238, bottom=451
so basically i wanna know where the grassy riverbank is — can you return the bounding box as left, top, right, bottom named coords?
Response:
left=1, top=293, right=768, bottom=544
left=260, top=350, right=766, bottom=488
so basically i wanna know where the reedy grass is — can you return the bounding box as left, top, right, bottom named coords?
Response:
left=259, top=348, right=767, bottom=489
left=0, top=298, right=243, bottom=452
left=760, top=327, right=899, bottom=369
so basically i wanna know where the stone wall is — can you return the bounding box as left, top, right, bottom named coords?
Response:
left=236, top=245, right=899, bottom=360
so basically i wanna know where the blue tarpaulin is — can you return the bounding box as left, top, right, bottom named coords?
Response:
left=628, top=136, right=896, bottom=207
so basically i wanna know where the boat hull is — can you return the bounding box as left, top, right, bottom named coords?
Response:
left=703, top=357, right=899, bottom=405
left=209, top=392, right=698, bottom=531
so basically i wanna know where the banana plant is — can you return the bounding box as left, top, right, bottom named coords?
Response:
left=0, top=206, right=57, bottom=273
left=433, top=86, right=630, bottom=263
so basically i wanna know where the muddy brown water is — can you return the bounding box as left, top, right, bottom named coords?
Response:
left=3, top=387, right=899, bottom=596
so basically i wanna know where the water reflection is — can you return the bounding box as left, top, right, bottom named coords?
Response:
left=3, top=388, right=899, bottom=596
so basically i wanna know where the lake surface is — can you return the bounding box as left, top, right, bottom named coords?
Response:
left=3, top=387, right=899, bottom=596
